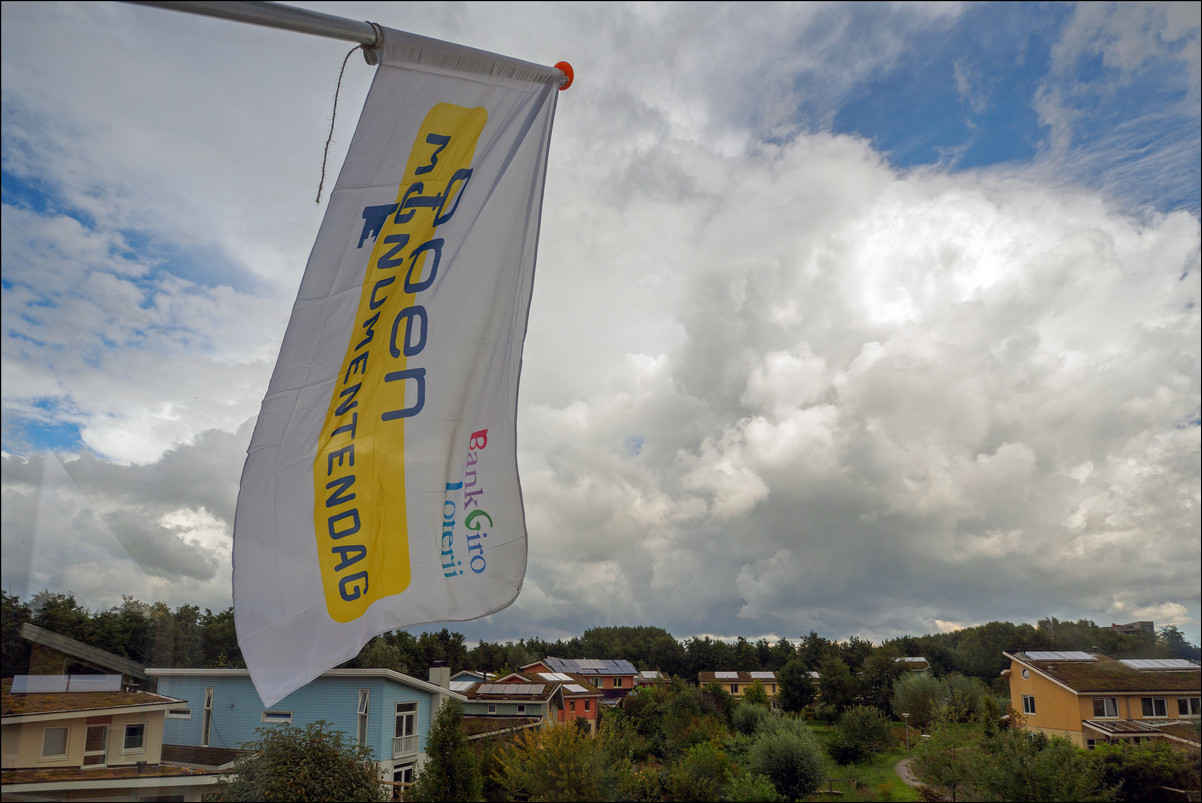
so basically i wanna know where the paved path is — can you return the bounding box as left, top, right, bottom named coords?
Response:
left=894, top=757, right=921, bottom=788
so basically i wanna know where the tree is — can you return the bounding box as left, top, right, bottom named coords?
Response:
left=829, top=705, right=893, bottom=765
left=910, top=720, right=973, bottom=802
left=817, top=655, right=857, bottom=714
left=972, top=730, right=1115, bottom=802
left=776, top=657, right=816, bottom=714
left=892, top=671, right=945, bottom=731
left=1, top=591, right=31, bottom=676
left=747, top=718, right=826, bottom=800
left=209, top=720, right=386, bottom=802
left=742, top=678, right=770, bottom=707
left=495, top=721, right=606, bottom=802
left=408, top=700, right=482, bottom=802
left=1088, top=739, right=1201, bottom=802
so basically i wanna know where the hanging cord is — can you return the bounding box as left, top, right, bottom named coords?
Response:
left=316, top=45, right=359, bottom=204
left=316, top=24, right=383, bottom=204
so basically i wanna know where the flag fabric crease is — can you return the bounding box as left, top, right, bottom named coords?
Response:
left=233, top=27, right=562, bottom=706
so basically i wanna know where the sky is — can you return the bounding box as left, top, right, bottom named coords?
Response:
left=2, top=1, right=1200, bottom=650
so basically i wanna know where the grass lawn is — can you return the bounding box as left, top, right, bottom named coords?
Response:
left=806, top=722, right=922, bottom=802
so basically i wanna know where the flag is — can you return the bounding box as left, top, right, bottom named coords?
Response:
left=233, top=27, right=563, bottom=706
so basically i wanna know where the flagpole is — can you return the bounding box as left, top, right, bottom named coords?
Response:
left=127, top=1, right=384, bottom=57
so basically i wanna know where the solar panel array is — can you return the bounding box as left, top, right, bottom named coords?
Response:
left=564, top=684, right=590, bottom=694
left=749, top=671, right=776, bottom=679
left=1119, top=659, right=1199, bottom=670
left=1024, top=651, right=1096, bottom=661
left=538, top=672, right=575, bottom=682
left=10, top=674, right=123, bottom=693
left=544, top=657, right=638, bottom=675
left=476, top=683, right=546, bottom=696
left=450, top=680, right=476, bottom=692
left=714, top=671, right=738, bottom=679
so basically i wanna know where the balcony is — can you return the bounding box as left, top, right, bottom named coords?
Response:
left=392, top=734, right=419, bottom=758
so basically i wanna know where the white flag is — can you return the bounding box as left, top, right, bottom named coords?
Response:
left=233, top=28, right=562, bottom=706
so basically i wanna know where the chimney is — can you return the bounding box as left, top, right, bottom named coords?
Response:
left=429, top=661, right=450, bottom=690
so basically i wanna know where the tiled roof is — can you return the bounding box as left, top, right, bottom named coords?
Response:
left=1010, top=653, right=1201, bottom=693
left=1, top=678, right=183, bottom=718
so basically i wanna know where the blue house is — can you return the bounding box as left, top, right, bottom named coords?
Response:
left=146, top=666, right=466, bottom=788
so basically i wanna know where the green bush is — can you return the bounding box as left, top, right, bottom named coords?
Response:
left=748, top=719, right=826, bottom=800
left=829, top=705, right=893, bottom=765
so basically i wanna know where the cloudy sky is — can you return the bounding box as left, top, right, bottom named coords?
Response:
left=2, top=1, right=1199, bottom=649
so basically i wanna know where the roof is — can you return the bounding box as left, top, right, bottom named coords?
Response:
left=1006, top=652, right=1201, bottom=694
left=20, top=623, right=145, bottom=680
left=160, top=744, right=247, bottom=770
left=1083, top=719, right=1167, bottom=736
left=698, top=671, right=779, bottom=684
left=538, top=657, right=637, bottom=677
left=145, top=667, right=468, bottom=702
left=462, top=716, right=543, bottom=738
left=1, top=678, right=184, bottom=720
left=463, top=671, right=600, bottom=699
left=0, top=764, right=220, bottom=788
left=896, top=657, right=930, bottom=669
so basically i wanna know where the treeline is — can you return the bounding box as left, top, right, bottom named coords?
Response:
left=4, top=590, right=1198, bottom=694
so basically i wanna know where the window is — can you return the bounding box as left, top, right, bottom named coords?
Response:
left=166, top=707, right=191, bottom=719
left=614, top=677, right=623, bottom=688
left=1141, top=697, right=1167, bottom=718
left=516, top=704, right=526, bottom=714
left=570, top=700, right=577, bottom=713
left=83, top=724, right=109, bottom=766
left=261, top=710, right=293, bottom=724
left=357, top=690, right=369, bottom=747
left=1022, top=695, right=1036, bottom=715
left=202, top=686, right=214, bottom=748
left=1092, top=697, right=1118, bottom=718
left=487, top=703, right=496, bottom=714
left=392, top=764, right=415, bottom=801
left=1178, top=697, right=1200, bottom=717
left=394, top=702, right=418, bottom=758
left=584, top=699, right=590, bottom=712
left=730, top=684, right=739, bottom=694
left=42, top=726, right=69, bottom=759
left=123, top=723, right=146, bottom=752
left=1021, top=669, right=1030, bottom=679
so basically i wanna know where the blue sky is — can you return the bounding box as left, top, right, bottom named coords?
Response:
left=2, top=1, right=1199, bottom=648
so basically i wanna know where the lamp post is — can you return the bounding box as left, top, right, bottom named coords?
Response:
left=903, top=712, right=910, bottom=749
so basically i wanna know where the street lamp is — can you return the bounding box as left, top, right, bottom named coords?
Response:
left=902, top=712, right=910, bottom=749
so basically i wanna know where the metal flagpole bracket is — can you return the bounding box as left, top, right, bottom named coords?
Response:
left=362, top=21, right=384, bottom=65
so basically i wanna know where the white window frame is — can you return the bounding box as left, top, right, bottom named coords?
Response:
left=42, top=726, right=69, bottom=759
left=1178, top=697, right=1200, bottom=717
left=122, top=722, right=147, bottom=753
left=516, top=704, right=526, bottom=715
left=1092, top=697, right=1118, bottom=718
left=1141, top=697, right=1167, bottom=718
left=166, top=707, right=191, bottom=719
left=487, top=703, right=497, bottom=714
left=584, top=699, right=591, bottom=712
left=614, top=677, right=624, bottom=688
left=393, top=702, right=418, bottom=759
left=357, top=689, right=370, bottom=747
left=261, top=710, right=293, bottom=724
left=202, top=686, right=214, bottom=748
left=1022, top=695, right=1036, bottom=715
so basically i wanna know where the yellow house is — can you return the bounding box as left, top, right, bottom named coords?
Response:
left=1003, top=651, right=1200, bottom=749
left=1, top=675, right=222, bottom=801
left=697, top=671, right=779, bottom=700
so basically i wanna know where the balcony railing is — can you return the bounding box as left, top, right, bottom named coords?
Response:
left=392, top=734, right=419, bottom=758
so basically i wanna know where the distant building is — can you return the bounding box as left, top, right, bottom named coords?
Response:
left=1110, top=621, right=1155, bottom=635
left=698, top=671, right=779, bottom=705
left=895, top=656, right=930, bottom=672
left=522, top=658, right=637, bottom=707
left=1003, top=651, right=1200, bottom=749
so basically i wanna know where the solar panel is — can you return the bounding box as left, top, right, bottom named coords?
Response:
left=10, top=675, right=68, bottom=693
left=749, top=672, right=776, bottom=679
left=1025, top=651, right=1096, bottom=661
left=450, top=680, right=476, bottom=692
left=1120, top=659, right=1199, bottom=670
left=715, top=671, right=738, bottom=679
left=564, top=684, right=589, bottom=694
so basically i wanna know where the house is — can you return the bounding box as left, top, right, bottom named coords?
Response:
left=896, top=657, right=930, bottom=672
left=1110, top=621, right=1155, bottom=635
left=146, top=665, right=467, bottom=790
left=522, top=658, right=637, bottom=706
left=459, top=672, right=558, bottom=738
left=1002, top=651, right=1201, bottom=749
left=1, top=674, right=224, bottom=801
left=635, top=670, right=665, bottom=688
left=698, top=671, right=780, bottom=703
